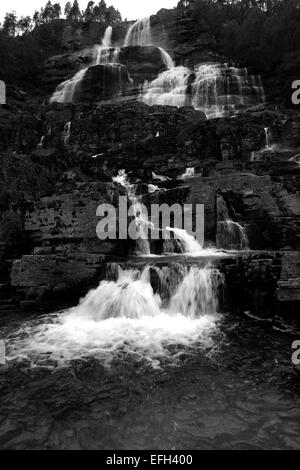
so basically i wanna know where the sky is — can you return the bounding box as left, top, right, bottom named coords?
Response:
left=0, top=0, right=178, bottom=23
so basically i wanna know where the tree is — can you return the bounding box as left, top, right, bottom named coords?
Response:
left=64, top=1, right=72, bottom=17
left=93, top=0, right=107, bottom=23
left=53, top=3, right=62, bottom=19
left=2, top=12, right=18, bottom=37
left=66, top=0, right=82, bottom=22
left=42, top=1, right=54, bottom=23
left=105, top=6, right=122, bottom=24
left=18, top=16, right=33, bottom=35
left=83, top=1, right=95, bottom=22
left=33, top=10, right=43, bottom=27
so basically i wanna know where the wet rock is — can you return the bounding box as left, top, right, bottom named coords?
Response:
left=74, top=64, right=132, bottom=103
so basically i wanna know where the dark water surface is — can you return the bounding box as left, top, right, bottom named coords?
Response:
left=0, top=313, right=299, bottom=450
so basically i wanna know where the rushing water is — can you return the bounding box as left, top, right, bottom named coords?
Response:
left=113, top=170, right=151, bottom=255
left=50, top=68, right=89, bottom=104
left=6, top=265, right=223, bottom=369
left=124, top=17, right=152, bottom=47
left=1, top=302, right=299, bottom=449
left=166, top=227, right=203, bottom=254
left=124, top=17, right=174, bottom=70
left=216, top=194, right=249, bottom=250
left=142, top=63, right=265, bottom=118
left=50, top=26, right=120, bottom=104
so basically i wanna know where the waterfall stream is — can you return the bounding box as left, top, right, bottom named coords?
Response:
left=216, top=194, right=249, bottom=250
left=113, top=170, right=151, bottom=255
left=124, top=17, right=152, bottom=47
left=7, top=264, right=224, bottom=368
left=124, top=17, right=174, bottom=70
left=50, top=26, right=120, bottom=104
left=142, top=63, right=265, bottom=118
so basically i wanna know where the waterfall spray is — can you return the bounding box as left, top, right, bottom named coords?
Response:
left=7, top=264, right=223, bottom=368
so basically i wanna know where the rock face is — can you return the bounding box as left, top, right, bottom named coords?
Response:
left=73, top=64, right=132, bottom=102
left=118, top=46, right=167, bottom=83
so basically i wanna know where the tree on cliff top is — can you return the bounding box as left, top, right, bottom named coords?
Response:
left=2, top=12, right=18, bottom=37
left=66, top=0, right=83, bottom=22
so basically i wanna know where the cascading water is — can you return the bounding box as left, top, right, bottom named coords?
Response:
left=216, top=194, right=249, bottom=250
left=191, top=64, right=265, bottom=118
left=50, top=67, right=89, bottom=104
left=165, top=227, right=202, bottom=254
left=113, top=170, right=151, bottom=255
left=264, top=127, right=270, bottom=149
left=37, top=135, right=45, bottom=149
left=152, top=172, right=170, bottom=182
left=170, top=266, right=223, bottom=318
left=7, top=264, right=223, bottom=368
left=93, top=25, right=119, bottom=65
left=142, top=63, right=265, bottom=118
left=124, top=17, right=174, bottom=70
left=124, top=17, right=152, bottom=47
left=50, top=26, right=120, bottom=104
left=142, top=66, right=190, bottom=107
left=63, top=121, right=71, bottom=147
left=181, top=167, right=195, bottom=180
left=158, top=47, right=175, bottom=69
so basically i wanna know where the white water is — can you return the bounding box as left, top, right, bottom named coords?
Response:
left=217, top=220, right=249, bottom=250
left=124, top=17, right=152, bottom=47
left=148, top=184, right=160, bottom=193
left=170, top=266, right=223, bottom=318
left=142, top=63, right=265, bottom=118
left=50, top=67, right=88, bottom=104
left=113, top=170, right=151, bottom=255
left=158, top=47, right=175, bottom=69
left=216, top=195, right=249, bottom=250
left=124, top=17, right=174, bottom=70
left=143, top=66, right=190, bottom=107
left=93, top=25, right=118, bottom=65
left=37, top=135, right=45, bottom=150
left=264, top=127, right=271, bottom=149
left=166, top=227, right=203, bottom=253
left=50, top=26, right=118, bottom=104
left=63, top=121, right=71, bottom=147
left=152, top=172, right=170, bottom=182
left=181, top=167, right=195, bottom=180
left=7, top=265, right=223, bottom=368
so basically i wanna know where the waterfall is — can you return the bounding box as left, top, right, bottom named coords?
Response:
left=264, top=127, right=270, bottom=149
left=7, top=264, right=223, bottom=368
left=50, top=26, right=116, bottom=104
left=63, top=121, right=71, bottom=147
left=170, top=266, right=223, bottom=318
left=158, top=47, right=175, bottom=69
left=50, top=67, right=88, bottom=104
left=148, top=184, right=160, bottom=193
left=152, top=172, right=170, bottom=182
left=94, top=25, right=115, bottom=65
left=74, top=267, right=161, bottom=321
left=216, top=194, right=249, bottom=250
left=192, top=64, right=265, bottom=118
left=124, top=17, right=152, bottom=47
left=166, top=227, right=202, bottom=253
left=181, top=167, right=195, bottom=180
left=37, top=135, right=45, bottom=150
left=217, top=220, right=249, bottom=250
left=142, top=63, right=265, bottom=118
left=113, top=170, right=151, bottom=255
left=124, top=18, right=174, bottom=70
left=142, top=66, right=190, bottom=107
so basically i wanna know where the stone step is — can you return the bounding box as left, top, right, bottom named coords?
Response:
left=277, top=278, right=300, bottom=302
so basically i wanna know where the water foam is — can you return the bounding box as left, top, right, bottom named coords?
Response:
left=7, top=266, right=223, bottom=369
